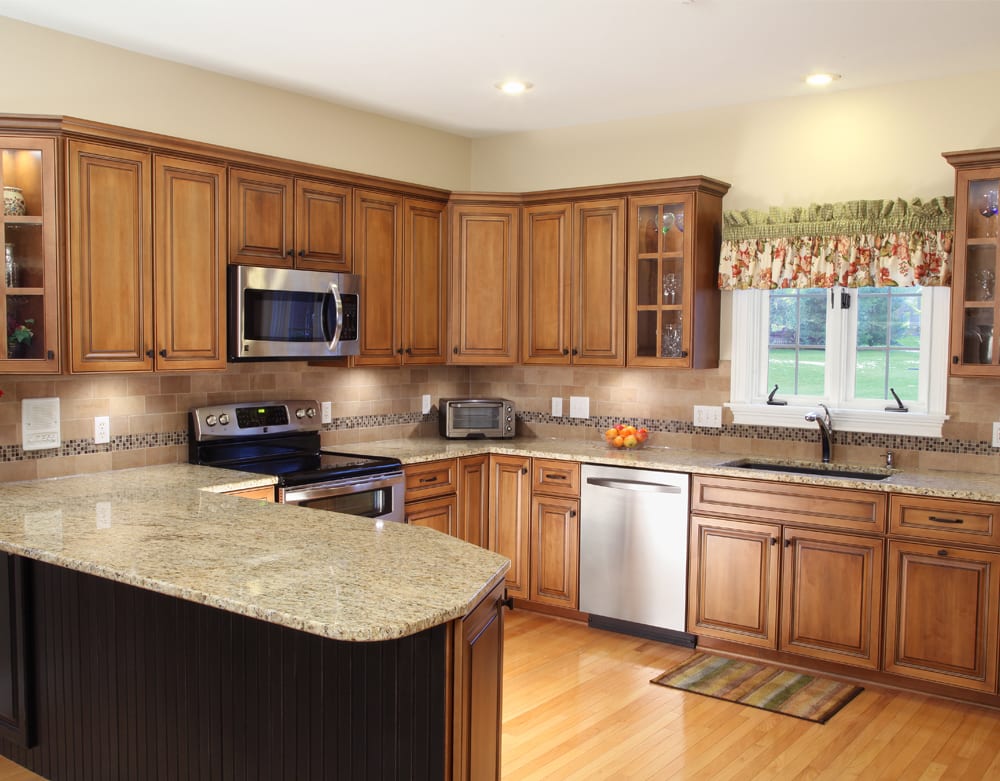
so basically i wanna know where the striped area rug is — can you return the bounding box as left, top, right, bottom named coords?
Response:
left=651, top=652, right=863, bottom=724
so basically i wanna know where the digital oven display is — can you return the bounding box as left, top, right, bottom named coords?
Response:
left=235, top=405, right=290, bottom=428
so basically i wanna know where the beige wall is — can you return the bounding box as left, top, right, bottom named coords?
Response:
left=0, top=17, right=472, bottom=191
left=469, top=70, right=1000, bottom=209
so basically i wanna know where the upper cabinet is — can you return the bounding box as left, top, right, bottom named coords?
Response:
left=67, top=140, right=226, bottom=372
left=944, top=149, right=1000, bottom=376
left=626, top=181, right=727, bottom=368
left=520, top=199, right=626, bottom=366
left=228, top=168, right=352, bottom=272
left=1, top=135, right=59, bottom=373
left=449, top=202, right=520, bottom=365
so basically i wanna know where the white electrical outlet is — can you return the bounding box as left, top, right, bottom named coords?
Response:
left=94, top=416, right=110, bottom=444
left=993, top=421, right=1000, bottom=448
left=551, top=397, right=563, bottom=417
left=693, top=405, right=723, bottom=429
left=569, top=396, right=590, bottom=419
left=421, top=394, right=432, bottom=415
left=321, top=401, right=332, bottom=424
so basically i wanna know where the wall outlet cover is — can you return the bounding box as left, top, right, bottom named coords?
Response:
left=693, top=405, right=723, bottom=429
left=551, top=397, right=563, bottom=417
left=569, top=396, right=590, bottom=419
left=421, top=394, right=432, bottom=415
left=993, top=421, right=1000, bottom=448
left=22, top=397, right=61, bottom=451
left=94, top=415, right=110, bottom=444
left=321, top=401, right=332, bottom=424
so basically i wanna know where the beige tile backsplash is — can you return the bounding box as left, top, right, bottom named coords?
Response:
left=0, top=362, right=998, bottom=482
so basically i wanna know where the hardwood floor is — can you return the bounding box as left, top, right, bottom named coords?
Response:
left=501, top=610, right=1000, bottom=780
left=1, top=609, right=998, bottom=780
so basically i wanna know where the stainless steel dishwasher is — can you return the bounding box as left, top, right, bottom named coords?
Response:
left=579, top=463, right=694, bottom=646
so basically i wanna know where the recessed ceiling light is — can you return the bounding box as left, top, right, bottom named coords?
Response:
left=805, top=72, right=841, bottom=87
left=496, top=80, right=533, bottom=96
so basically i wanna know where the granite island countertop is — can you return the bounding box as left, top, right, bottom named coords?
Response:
left=335, top=437, right=1000, bottom=502
left=0, top=463, right=509, bottom=643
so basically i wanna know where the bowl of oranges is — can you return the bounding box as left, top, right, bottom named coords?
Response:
left=603, top=423, right=649, bottom=449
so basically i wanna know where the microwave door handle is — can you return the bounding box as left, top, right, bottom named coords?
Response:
left=323, top=281, right=344, bottom=350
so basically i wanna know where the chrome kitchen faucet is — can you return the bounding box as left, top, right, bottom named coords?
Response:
left=804, top=403, right=833, bottom=463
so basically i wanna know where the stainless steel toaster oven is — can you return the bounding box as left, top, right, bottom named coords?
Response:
left=438, top=398, right=515, bottom=439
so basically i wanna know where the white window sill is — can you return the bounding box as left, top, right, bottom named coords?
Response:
left=727, top=403, right=947, bottom=438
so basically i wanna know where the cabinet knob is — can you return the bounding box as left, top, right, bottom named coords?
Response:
left=784, top=538, right=793, bottom=547
left=571, top=348, right=578, bottom=356
left=159, top=349, right=167, bottom=357
left=298, top=249, right=305, bottom=257
left=562, top=348, right=569, bottom=356
left=680, top=350, right=689, bottom=358
left=952, top=355, right=959, bottom=364
left=500, top=594, right=514, bottom=610
left=286, top=249, right=295, bottom=258
left=453, top=347, right=459, bottom=354
left=569, top=510, right=577, bottom=517
left=937, top=549, right=949, bottom=557
left=47, top=350, right=54, bottom=360
left=770, top=537, right=778, bottom=546
left=405, top=347, right=412, bottom=355
left=145, top=349, right=154, bottom=359
left=522, top=467, right=528, bottom=474
left=397, top=347, right=404, bottom=355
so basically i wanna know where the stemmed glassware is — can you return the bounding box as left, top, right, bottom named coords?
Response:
left=662, top=272, right=677, bottom=305
left=976, top=268, right=996, bottom=301
left=661, top=319, right=683, bottom=358
left=980, top=189, right=999, bottom=238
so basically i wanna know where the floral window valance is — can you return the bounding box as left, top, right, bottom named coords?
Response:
left=718, top=197, right=954, bottom=290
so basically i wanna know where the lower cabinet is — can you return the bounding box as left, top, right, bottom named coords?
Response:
left=407, top=493, right=458, bottom=535
left=488, top=455, right=531, bottom=599
left=450, top=578, right=505, bottom=781
left=403, top=457, right=488, bottom=543
left=457, top=454, right=490, bottom=548
left=884, top=540, right=1000, bottom=692
left=529, top=494, right=580, bottom=609
left=223, top=485, right=275, bottom=502
left=0, top=555, right=32, bottom=748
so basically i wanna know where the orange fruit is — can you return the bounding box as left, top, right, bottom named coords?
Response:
left=612, top=435, right=625, bottom=448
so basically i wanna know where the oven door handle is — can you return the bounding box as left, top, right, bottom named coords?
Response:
left=322, top=282, right=344, bottom=352
left=281, top=473, right=403, bottom=505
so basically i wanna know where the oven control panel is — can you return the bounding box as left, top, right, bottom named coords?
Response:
left=189, top=400, right=321, bottom=441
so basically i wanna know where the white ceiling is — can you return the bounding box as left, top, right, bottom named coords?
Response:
left=1, top=0, right=998, bottom=138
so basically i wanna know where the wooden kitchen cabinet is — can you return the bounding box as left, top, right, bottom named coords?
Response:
left=228, top=168, right=351, bottom=271
left=626, top=180, right=727, bottom=368
left=884, top=540, right=1000, bottom=692
left=406, top=493, right=458, bottom=535
left=521, top=199, right=626, bottom=365
left=780, top=527, right=884, bottom=669
left=529, top=493, right=580, bottom=609
left=944, top=149, right=1000, bottom=376
left=223, top=485, right=275, bottom=502
left=457, top=454, right=490, bottom=548
left=449, top=202, right=519, bottom=364
left=1, top=135, right=59, bottom=373
left=688, top=515, right=780, bottom=649
left=68, top=141, right=226, bottom=372
left=0, top=554, right=33, bottom=748
left=488, top=454, right=531, bottom=598
left=354, top=193, right=447, bottom=366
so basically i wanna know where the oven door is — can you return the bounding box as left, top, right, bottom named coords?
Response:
left=279, top=472, right=405, bottom=523
left=229, top=265, right=360, bottom=360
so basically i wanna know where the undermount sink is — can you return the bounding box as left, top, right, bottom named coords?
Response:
left=720, top=458, right=895, bottom=481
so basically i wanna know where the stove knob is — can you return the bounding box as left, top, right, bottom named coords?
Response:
left=296, top=407, right=307, bottom=419
left=306, top=407, right=317, bottom=418
left=205, top=414, right=218, bottom=427
left=218, top=413, right=230, bottom=426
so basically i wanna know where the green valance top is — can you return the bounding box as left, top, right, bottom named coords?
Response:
left=722, top=197, right=955, bottom=243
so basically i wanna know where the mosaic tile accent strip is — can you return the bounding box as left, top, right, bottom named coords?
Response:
left=0, top=411, right=995, bottom=463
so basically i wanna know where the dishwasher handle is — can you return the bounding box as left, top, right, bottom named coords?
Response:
left=585, top=477, right=682, bottom=493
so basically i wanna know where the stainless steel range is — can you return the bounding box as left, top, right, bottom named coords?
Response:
left=188, top=400, right=405, bottom=522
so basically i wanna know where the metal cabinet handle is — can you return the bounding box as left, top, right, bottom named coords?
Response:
left=418, top=476, right=438, bottom=483
left=929, top=516, right=964, bottom=524
left=937, top=549, right=948, bottom=557
left=47, top=350, right=54, bottom=360
left=585, top=477, right=681, bottom=493
left=545, top=473, right=567, bottom=481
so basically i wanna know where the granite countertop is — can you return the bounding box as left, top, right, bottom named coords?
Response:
left=0, top=464, right=509, bottom=643
left=337, top=437, right=1000, bottom=502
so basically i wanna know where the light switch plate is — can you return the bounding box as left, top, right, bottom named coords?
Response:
left=421, top=394, right=432, bottom=415
left=551, top=397, right=563, bottom=417
left=321, top=401, right=332, bottom=424
left=993, top=421, right=1000, bottom=448
left=693, top=405, right=723, bottom=428
left=569, top=396, right=590, bottom=419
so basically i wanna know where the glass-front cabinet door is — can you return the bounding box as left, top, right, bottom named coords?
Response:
left=946, top=152, right=1000, bottom=377
left=628, top=193, right=694, bottom=366
left=1, top=136, right=58, bottom=372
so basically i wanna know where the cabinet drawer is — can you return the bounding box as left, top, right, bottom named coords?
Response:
left=889, top=494, right=1000, bottom=547
left=404, top=459, right=458, bottom=501
left=224, top=485, right=275, bottom=502
left=531, top=458, right=581, bottom=498
left=692, top=475, right=887, bottom=534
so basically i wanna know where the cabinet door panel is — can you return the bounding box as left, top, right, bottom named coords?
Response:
left=488, top=455, right=530, bottom=598
left=457, top=455, right=489, bottom=548
left=530, top=495, right=579, bottom=609
left=574, top=198, right=625, bottom=365
left=885, top=540, right=1000, bottom=692
left=780, top=529, right=883, bottom=669
left=354, top=189, right=402, bottom=366
left=153, top=156, right=227, bottom=370
left=68, top=140, right=153, bottom=372
left=688, top=516, right=780, bottom=648
left=294, top=179, right=352, bottom=272
left=521, top=203, right=572, bottom=364
left=228, top=168, right=293, bottom=267
left=403, top=199, right=447, bottom=363
left=406, top=494, right=457, bottom=536
left=450, top=205, right=518, bottom=364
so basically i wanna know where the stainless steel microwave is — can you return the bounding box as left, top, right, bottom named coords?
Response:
left=439, top=398, right=515, bottom=439
left=228, top=265, right=360, bottom=361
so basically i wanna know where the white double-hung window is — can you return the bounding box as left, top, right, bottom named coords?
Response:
left=721, top=198, right=954, bottom=437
